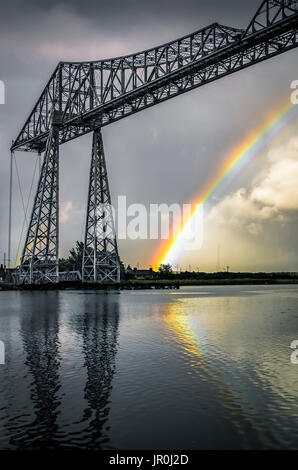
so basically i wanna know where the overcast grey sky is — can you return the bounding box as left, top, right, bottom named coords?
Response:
left=1, top=0, right=298, bottom=271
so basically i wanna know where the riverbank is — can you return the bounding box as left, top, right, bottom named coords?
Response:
left=0, top=280, right=180, bottom=291
left=1, top=277, right=298, bottom=291
left=169, top=278, right=298, bottom=286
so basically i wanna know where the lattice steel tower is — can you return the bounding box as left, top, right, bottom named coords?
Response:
left=19, top=126, right=60, bottom=284
left=82, top=129, right=120, bottom=283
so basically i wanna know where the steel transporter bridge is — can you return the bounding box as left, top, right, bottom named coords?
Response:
left=10, top=0, right=298, bottom=285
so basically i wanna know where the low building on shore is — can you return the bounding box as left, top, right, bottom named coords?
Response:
left=125, top=267, right=158, bottom=280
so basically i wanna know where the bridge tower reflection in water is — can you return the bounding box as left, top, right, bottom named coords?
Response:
left=80, top=295, right=119, bottom=449
left=14, top=293, right=119, bottom=450
left=17, top=294, right=61, bottom=449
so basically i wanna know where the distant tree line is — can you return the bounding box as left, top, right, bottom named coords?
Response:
left=59, top=242, right=298, bottom=281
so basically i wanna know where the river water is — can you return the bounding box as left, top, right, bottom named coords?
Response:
left=0, top=285, right=297, bottom=450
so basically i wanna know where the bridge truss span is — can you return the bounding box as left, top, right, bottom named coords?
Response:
left=11, top=0, right=298, bottom=154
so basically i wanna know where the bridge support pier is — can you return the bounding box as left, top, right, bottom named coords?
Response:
left=82, top=129, right=120, bottom=284
left=19, top=126, right=59, bottom=284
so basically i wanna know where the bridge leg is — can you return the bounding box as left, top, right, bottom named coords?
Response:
left=82, top=129, right=120, bottom=284
left=19, top=126, right=59, bottom=285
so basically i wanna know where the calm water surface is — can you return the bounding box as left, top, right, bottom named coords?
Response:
left=0, top=285, right=297, bottom=450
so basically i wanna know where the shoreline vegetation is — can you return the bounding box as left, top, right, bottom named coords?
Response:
left=123, top=264, right=298, bottom=286
left=129, top=276, right=298, bottom=286
left=1, top=243, right=298, bottom=289
left=1, top=274, right=298, bottom=291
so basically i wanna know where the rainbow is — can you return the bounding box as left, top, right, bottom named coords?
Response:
left=152, top=99, right=298, bottom=268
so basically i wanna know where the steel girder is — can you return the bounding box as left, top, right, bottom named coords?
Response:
left=19, top=126, right=59, bottom=284
left=244, top=0, right=298, bottom=36
left=82, top=129, right=120, bottom=284
left=11, top=0, right=298, bottom=153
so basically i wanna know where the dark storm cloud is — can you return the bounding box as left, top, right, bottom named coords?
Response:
left=3, top=0, right=257, bottom=25
left=0, top=1, right=261, bottom=70
left=0, top=0, right=260, bottom=47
